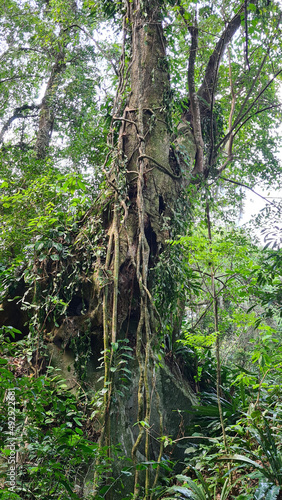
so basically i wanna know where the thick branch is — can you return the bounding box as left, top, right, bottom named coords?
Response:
left=35, top=50, right=66, bottom=159
left=0, top=76, right=29, bottom=84
left=0, top=104, right=39, bottom=144
left=225, top=46, right=236, bottom=160
left=244, top=0, right=250, bottom=70
left=198, top=3, right=244, bottom=109
left=35, top=0, right=78, bottom=159
left=188, top=24, right=204, bottom=175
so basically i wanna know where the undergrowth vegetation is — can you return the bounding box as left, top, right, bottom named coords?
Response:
left=1, top=0, right=282, bottom=498
left=2, top=210, right=282, bottom=499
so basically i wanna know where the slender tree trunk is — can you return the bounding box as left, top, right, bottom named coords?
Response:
left=35, top=1, right=77, bottom=159
left=35, top=49, right=66, bottom=159
left=206, top=201, right=231, bottom=481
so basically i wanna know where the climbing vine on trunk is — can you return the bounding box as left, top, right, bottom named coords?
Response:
left=93, top=1, right=183, bottom=495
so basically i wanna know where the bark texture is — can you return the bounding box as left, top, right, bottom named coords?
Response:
left=35, top=49, right=66, bottom=159
left=35, top=0, right=77, bottom=158
left=108, top=0, right=192, bottom=338
left=124, top=0, right=183, bottom=241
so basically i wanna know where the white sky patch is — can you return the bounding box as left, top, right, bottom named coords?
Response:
left=239, top=105, right=282, bottom=242
left=240, top=186, right=280, bottom=225
left=239, top=185, right=282, bottom=246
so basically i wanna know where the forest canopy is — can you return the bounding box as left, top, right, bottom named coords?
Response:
left=1, top=0, right=282, bottom=499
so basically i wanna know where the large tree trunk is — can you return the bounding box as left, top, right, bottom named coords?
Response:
left=124, top=1, right=181, bottom=237
left=115, top=0, right=186, bottom=331
left=86, top=2, right=196, bottom=497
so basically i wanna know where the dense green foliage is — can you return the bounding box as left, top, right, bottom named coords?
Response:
left=1, top=0, right=282, bottom=499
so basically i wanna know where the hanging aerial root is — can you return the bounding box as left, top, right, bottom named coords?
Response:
left=92, top=224, right=114, bottom=494
left=150, top=387, right=164, bottom=500
left=144, top=303, right=152, bottom=499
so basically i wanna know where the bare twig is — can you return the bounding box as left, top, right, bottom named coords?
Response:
left=219, top=176, right=282, bottom=212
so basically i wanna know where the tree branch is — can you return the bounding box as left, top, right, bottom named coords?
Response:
left=233, top=103, right=282, bottom=139
left=215, top=103, right=282, bottom=176
left=216, top=71, right=282, bottom=155
left=197, top=3, right=244, bottom=110
left=219, top=176, right=282, bottom=212
left=233, top=12, right=282, bottom=129
left=0, top=104, right=39, bottom=144
left=0, top=76, right=26, bottom=84
left=186, top=3, right=244, bottom=176
left=233, top=70, right=282, bottom=129
left=188, top=23, right=205, bottom=175
left=63, top=23, right=119, bottom=76
left=244, top=0, right=250, bottom=71
left=177, top=3, right=205, bottom=176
